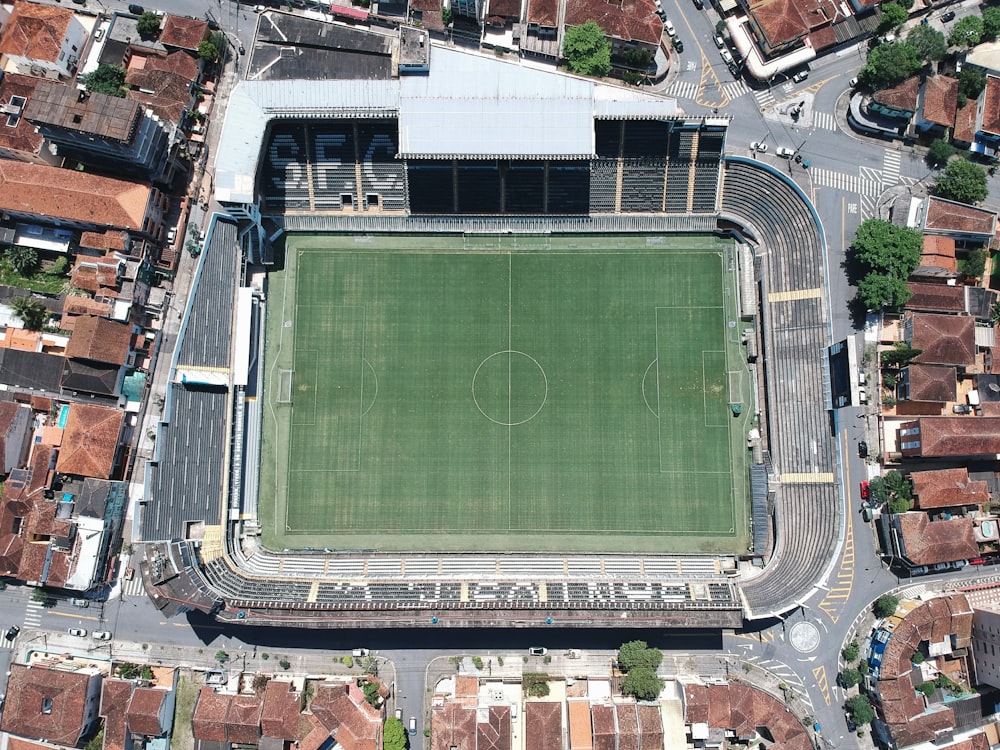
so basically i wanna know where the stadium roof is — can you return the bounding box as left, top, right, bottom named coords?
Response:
left=215, top=44, right=677, bottom=203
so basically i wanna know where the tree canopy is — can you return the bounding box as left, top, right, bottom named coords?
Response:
left=10, top=297, right=48, bottom=332
left=845, top=694, right=876, bottom=725
left=383, top=717, right=407, bottom=750
left=198, top=40, right=220, bottom=62
left=985, top=6, right=1000, bottom=39
left=617, top=640, right=663, bottom=671
left=926, top=138, right=957, bottom=167
left=959, top=247, right=988, bottom=279
left=878, top=3, right=908, bottom=32
left=840, top=668, right=862, bottom=688
left=622, top=667, right=664, bottom=701
left=5, top=246, right=37, bottom=276
left=906, top=24, right=947, bottom=62
left=874, top=593, right=901, bottom=618
left=562, top=21, right=611, bottom=77
left=136, top=11, right=161, bottom=40
left=934, top=158, right=989, bottom=204
left=959, top=67, right=986, bottom=100
left=852, top=219, right=923, bottom=277
left=949, top=14, right=984, bottom=47
left=80, top=64, right=127, bottom=98
left=856, top=273, right=912, bottom=310
left=859, top=41, right=923, bottom=89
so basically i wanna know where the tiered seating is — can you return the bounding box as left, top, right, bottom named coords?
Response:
left=620, top=160, right=665, bottom=212
left=505, top=162, right=545, bottom=214
left=621, top=121, right=669, bottom=157
left=260, top=124, right=311, bottom=211
left=457, top=164, right=502, bottom=213
left=358, top=121, right=407, bottom=211
left=589, top=159, right=618, bottom=213
left=547, top=165, right=589, bottom=213
left=594, top=120, right=622, bottom=157
left=691, top=162, right=720, bottom=212
left=408, top=162, right=454, bottom=214
left=311, top=124, right=357, bottom=210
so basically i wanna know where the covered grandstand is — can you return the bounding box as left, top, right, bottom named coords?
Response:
left=138, top=21, right=840, bottom=627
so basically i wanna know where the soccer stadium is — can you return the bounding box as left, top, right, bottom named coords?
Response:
left=137, top=15, right=839, bottom=628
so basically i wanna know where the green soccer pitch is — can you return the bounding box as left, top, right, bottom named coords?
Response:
left=259, top=233, right=753, bottom=554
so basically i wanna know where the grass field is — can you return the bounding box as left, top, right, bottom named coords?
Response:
left=259, top=234, right=752, bottom=553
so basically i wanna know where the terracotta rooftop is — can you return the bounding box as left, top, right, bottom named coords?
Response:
left=126, top=688, right=168, bottom=737
left=568, top=700, right=593, bottom=750
left=0, top=161, right=151, bottom=231
left=954, top=98, right=979, bottom=143
left=526, top=0, right=558, bottom=26
left=192, top=689, right=231, bottom=743
left=983, top=75, right=1000, bottom=136
left=907, top=312, right=976, bottom=366
left=159, top=14, right=209, bottom=51
left=747, top=0, right=809, bottom=48
left=125, top=50, right=199, bottom=124
left=897, top=513, right=980, bottom=564
left=0, top=73, right=46, bottom=159
left=477, top=705, right=511, bottom=750
left=1, top=663, right=95, bottom=745
left=310, top=683, right=381, bottom=750
left=71, top=257, right=121, bottom=295
left=902, top=364, right=957, bottom=403
left=874, top=75, right=922, bottom=113
left=592, top=704, right=615, bottom=750
left=454, top=675, right=479, bottom=698
left=55, top=403, right=124, bottom=479
left=487, top=0, right=521, bottom=20
left=0, top=0, right=73, bottom=64
left=923, top=75, right=958, bottom=127
left=432, top=700, right=476, bottom=750
left=615, top=704, right=639, bottom=750
left=525, top=702, right=562, bottom=750
left=636, top=705, right=663, bottom=750
left=61, top=297, right=114, bottom=325
left=683, top=682, right=810, bottom=749
left=101, top=678, right=134, bottom=750
left=226, top=695, right=263, bottom=746
left=912, top=467, right=991, bottom=509
left=24, top=81, right=141, bottom=144
left=906, top=281, right=964, bottom=312
left=65, top=315, right=131, bottom=366
left=905, top=416, right=1000, bottom=456
left=79, top=231, right=127, bottom=253
left=919, top=236, right=959, bottom=274
left=925, top=196, right=998, bottom=237
left=261, top=681, right=304, bottom=741
left=564, top=0, right=662, bottom=46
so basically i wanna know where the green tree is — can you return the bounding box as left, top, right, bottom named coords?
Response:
left=856, top=271, right=913, bottom=310
left=874, top=593, right=900, bottom=618
left=839, top=668, right=862, bottom=688
left=117, top=662, right=141, bottom=679
left=626, top=47, right=652, bottom=69
left=136, top=11, right=162, bottom=40
left=562, top=21, right=611, bottom=77
left=867, top=476, right=889, bottom=506
left=361, top=679, right=380, bottom=706
left=859, top=41, right=923, bottom=89
left=617, top=640, right=663, bottom=671
left=84, top=729, right=105, bottom=750
left=11, top=296, right=49, bottom=331
left=935, top=158, right=989, bottom=204
left=927, top=138, right=957, bottom=167
left=842, top=640, right=860, bottom=662
left=523, top=673, right=550, bottom=697
left=878, top=3, right=908, bottom=33
left=46, top=256, right=68, bottom=276
left=441, top=6, right=453, bottom=24
left=906, top=24, right=947, bottom=62
left=949, top=15, right=983, bottom=47
left=621, top=666, right=664, bottom=701
left=5, top=246, right=37, bottom=276
left=889, top=495, right=911, bottom=513
left=959, top=67, right=986, bottom=100
left=383, top=717, right=407, bottom=750
left=845, top=694, right=876, bottom=725
left=215, top=650, right=229, bottom=663
left=960, top=247, right=988, bottom=278
left=852, top=219, right=923, bottom=276
left=880, top=342, right=921, bottom=368
left=198, top=40, right=220, bottom=63
left=916, top=680, right=936, bottom=696
left=911, top=651, right=925, bottom=664
left=80, top=64, right=127, bottom=97
left=985, top=6, right=1000, bottom=39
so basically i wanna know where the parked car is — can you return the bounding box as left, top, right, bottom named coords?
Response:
left=4, top=626, right=18, bottom=641
left=792, top=70, right=809, bottom=83
left=128, top=4, right=145, bottom=14
left=858, top=440, right=868, bottom=458
left=69, top=598, right=89, bottom=608
left=528, top=646, right=547, bottom=656
left=849, top=76, right=859, bottom=88
left=408, top=717, right=417, bottom=736
left=909, top=565, right=929, bottom=576
left=971, top=557, right=986, bottom=565
left=713, top=34, right=725, bottom=48
left=942, top=10, right=956, bottom=21
left=352, top=648, right=369, bottom=657
left=720, top=48, right=734, bottom=65
left=395, top=708, right=402, bottom=720
left=953, top=404, right=973, bottom=414
left=857, top=385, right=868, bottom=403
left=775, top=146, right=795, bottom=158
left=750, top=142, right=768, bottom=153
left=664, top=19, right=675, bottom=36
left=68, top=628, right=87, bottom=637
left=859, top=481, right=869, bottom=500
left=692, top=0, right=703, bottom=9
left=845, top=712, right=857, bottom=732
left=166, top=226, right=177, bottom=245
left=93, top=631, right=112, bottom=641
left=673, top=39, right=684, bottom=52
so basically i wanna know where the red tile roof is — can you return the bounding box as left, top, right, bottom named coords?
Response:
left=125, top=51, right=199, bottom=124
left=874, top=76, right=922, bottom=113
left=432, top=700, right=476, bottom=750
left=925, top=196, right=998, bottom=236
left=526, top=0, right=558, bottom=25
left=0, top=73, right=45, bottom=159
left=747, top=0, right=809, bottom=48
left=614, top=704, right=639, bottom=750
left=983, top=75, right=1000, bottom=136
left=0, top=663, right=95, bottom=745
left=564, top=0, right=662, bottom=46
left=635, top=705, right=663, bottom=750
left=912, top=467, right=990, bottom=509
left=0, top=161, right=151, bottom=231
left=66, top=316, right=131, bottom=366
left=477, top=705, right=510, bottom=750
left=126, top=688, right=168, bottom=737
left=682, top=682, right=810, bottom=750
left=310, top=683, right=382, bottom=750
left=906, top=281, right=964, bottom=312
left=919, top=236, right=959, bottom=274
left=101, top=678, right=134, bottom=750
left=908, top=313, right=976, bottom=366
left=591, top=704, right=615, bottom=750
left=261, top=681, right=303, bottom=740
left=902, top=364, right=957, bottom=403
left=159, top=15, right=209, bottom=51
left=954, top=98, right=979, bottom=143
left=225, top=695, right=263, bottom=746
left=568, top=700, right=592, bottom=750
left=191, top=689, right=231, bottom=743
left=525, top=702, right=562, bottom=750
left=71, top=257, right=121, bottom=295
left=55, top=403, right=124, bottom=479
left=0, top=0, right=73, bottom=64
left=897, top=513, right=980, bottom=564
left=79, top=231, right=127, bottom=253
left=923, top=75, right=958, bottom=127
left=906, top=416, right=1000, bottom=456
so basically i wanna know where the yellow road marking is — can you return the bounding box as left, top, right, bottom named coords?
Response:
left=47, top=611, right=101, bottom=622
left=813, top=665, right=831, bottom=705
left=767, top=287, right=823, bottom=303
left=780, top=472, right=834, bottom=483
left=818, top=428, right=856, bottom=624
left=696, top=50, right=730, bottom=109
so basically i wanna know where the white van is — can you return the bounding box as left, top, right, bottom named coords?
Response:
left=352, top=648, right=369, bottom=657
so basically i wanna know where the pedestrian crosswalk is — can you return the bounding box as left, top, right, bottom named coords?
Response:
left=24, top=599, right=45, bottom=628
left=665, top=80, right=699, bottom=100
left=882, top=149, right=902, bottom=186
left=812, top=111, right=838, bottom=131
left=753, top=88, right=775, bottom=108
left=811, top=167, right=883, bottom=197
left=121, top=571, right=147, bottom=600
left=722, top=79, right=750, bottom=100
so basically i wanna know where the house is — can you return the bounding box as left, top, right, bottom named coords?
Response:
left=563, top=0, right=662, bottom=60
left=890, top=513, right=980, bottom=566
left=917, top=75, right=959, bottom=139
left=903, top=313, right=977, bottom=367
left=0, top=401, right=31, bottom=474
left=0, top=161, right=168, bottom=241
left=124, top=49, right=201, bottom=128
left=0, top=72, right=60, bottom=164
left=520, top=0, right=560, bottom=58
left=913, top=237, right=959, bottom=280
left=0, top=0, right=88, bottom=79
left=260, top=681, right=304, bottom=742
left=126, top=686, right=175, bottom=738
left=911, top=467, right=991, bottom=510
left=896, top=365, right=957, bottom=409
left=23, top=81, right=176, bottom=184
left=898, top=417, right=1000, bottom=458
left=0, top=663, right=103, bottom=745
left=55, top=402, right=125, bottom=479
left=62, top=315, right=133, bottom=398
left=683, top=682, right=811, bottom=749
left=567, top=700, right=591, bottom=750
left=525, top=703, right=562, bottom=750
left=921, top=196, right=998, bottom=244
left=158, top=15, right=209, bottom=55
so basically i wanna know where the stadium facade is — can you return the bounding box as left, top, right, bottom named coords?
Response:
left=137, top=20, right=840, bottom=629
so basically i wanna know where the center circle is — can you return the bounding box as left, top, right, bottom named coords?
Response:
left=472, top=351, right=548, bottom=426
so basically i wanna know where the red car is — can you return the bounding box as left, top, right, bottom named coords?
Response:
left=860, top=481, right=870, bottom=500
left=970, top=558, right=986, bottom=565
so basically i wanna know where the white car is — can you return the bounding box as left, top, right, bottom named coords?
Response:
left=791, top=70, right=808, bottom=83
left=68, top=628, right=87, bottom=637
left=93, top=631, right=112, bottom=641
left=775, top=146, right=795, bottom=158
left=750, top=142, right=768, bottom=154
left=664, top=19, right=675, bottom=36
left=713, top=34, right=725, bottom=48
left=720, top=48, right=734, bottom=65
left=528, top=646, right=547, bottom=656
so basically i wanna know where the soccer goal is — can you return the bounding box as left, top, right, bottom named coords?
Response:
left=276, top=369, right=294, bottom=404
